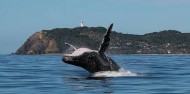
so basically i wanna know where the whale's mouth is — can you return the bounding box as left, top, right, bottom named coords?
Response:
left=62, top=56, right=73, bottom=62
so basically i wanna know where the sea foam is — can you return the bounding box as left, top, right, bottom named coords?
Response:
left=91, top=68, right=138, bottom=77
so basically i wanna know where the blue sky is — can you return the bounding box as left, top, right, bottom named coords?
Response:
left=0, top=0, right=190, bottom=54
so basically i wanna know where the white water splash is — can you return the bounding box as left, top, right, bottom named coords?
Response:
left=64, top=48, right=97, bottom=56
left=65, top=42, right=77, bottom=51
left=91, top=68, right=138, bottom=77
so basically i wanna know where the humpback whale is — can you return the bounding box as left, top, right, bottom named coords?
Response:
left=62, top=24, right=121, bottom=73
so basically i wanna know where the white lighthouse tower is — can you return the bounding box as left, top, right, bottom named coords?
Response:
left=80, top=20, right=84, bottom=27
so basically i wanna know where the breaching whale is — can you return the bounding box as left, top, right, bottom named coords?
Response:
left=62, top=24, right=121, bottom=73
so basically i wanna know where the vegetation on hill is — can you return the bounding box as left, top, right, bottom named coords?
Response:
left=15, top=27, right=190, bottom=54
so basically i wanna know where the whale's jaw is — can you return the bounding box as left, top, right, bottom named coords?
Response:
left=62, top=48, right=98, bottom=73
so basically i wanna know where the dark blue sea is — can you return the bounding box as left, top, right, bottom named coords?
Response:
left=0, top=54, right=190, bottom=94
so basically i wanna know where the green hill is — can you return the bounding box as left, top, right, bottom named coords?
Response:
left=15, top=27, right=190, bottom=54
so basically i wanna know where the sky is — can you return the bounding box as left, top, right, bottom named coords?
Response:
left=0, top=0, right=190, bottom=54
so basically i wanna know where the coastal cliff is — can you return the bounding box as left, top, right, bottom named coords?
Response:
left=15, top=26, right=190, bottom=54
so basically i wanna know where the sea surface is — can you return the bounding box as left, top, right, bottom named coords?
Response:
left=0, top=54, right=189, bottom=94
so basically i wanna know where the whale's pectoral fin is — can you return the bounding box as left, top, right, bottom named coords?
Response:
left=98, top=23, right=113, bottom=54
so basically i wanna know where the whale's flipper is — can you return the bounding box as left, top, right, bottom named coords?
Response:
left=98, top=23, right=113, bottom=54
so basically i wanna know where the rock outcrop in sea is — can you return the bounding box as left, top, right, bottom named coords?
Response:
left=15, top=26, right=190, bottom=54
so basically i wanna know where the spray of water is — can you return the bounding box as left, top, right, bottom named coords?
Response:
left=65, top=42, right=77, bottom=51
left=91, top=68, right=138, bottom=77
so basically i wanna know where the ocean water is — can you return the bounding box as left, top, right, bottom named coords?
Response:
left=0, top=54, right=190, bottom=94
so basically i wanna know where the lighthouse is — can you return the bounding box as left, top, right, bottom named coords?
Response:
left=80, top=20, right=84, bottom=27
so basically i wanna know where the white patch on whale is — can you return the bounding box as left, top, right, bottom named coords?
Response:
left=91, top=68, right=138, bottom=77
left=64, top=48, right=97, bottom=56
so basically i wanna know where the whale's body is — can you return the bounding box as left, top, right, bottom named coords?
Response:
left=62, top=24, right=121, bottom=73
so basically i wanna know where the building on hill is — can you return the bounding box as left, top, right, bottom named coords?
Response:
left=80, top=20, right=84, bottom=27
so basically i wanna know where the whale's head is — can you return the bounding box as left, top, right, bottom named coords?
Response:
left=62, top=48, right=100, bottom=73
